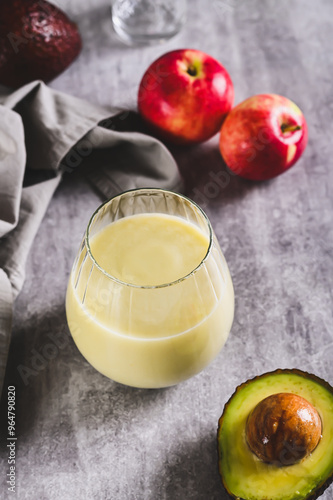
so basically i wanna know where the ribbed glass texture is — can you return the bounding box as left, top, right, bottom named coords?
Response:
left=66, top=189, right=234, bottom=388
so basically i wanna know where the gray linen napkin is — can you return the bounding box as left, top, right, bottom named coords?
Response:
left=0, top=80, right=182, bottom=397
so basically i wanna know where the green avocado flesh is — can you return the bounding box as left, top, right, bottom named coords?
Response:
left=217, top=369, right=333, bottom=500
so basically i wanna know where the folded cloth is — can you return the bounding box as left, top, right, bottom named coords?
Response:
left=0, top=80, right=182, bottom=397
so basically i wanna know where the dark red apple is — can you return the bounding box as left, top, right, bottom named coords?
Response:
left=0, top=0, right=82, bottom=88
left=138, top=49, right=234, bottom=145
left=219, top=94, right=308, bottom=181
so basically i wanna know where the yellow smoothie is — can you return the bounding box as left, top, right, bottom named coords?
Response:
left=66, top=213, right=234, bottom=388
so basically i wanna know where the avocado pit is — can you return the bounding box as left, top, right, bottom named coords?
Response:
left=245, top=392, right=322, bottom=466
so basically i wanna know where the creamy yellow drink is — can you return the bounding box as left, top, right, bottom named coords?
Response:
left=66, top=209, right=234, bottom=388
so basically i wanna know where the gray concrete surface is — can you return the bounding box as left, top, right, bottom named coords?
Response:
left=1, top=0, right=333, bottom=498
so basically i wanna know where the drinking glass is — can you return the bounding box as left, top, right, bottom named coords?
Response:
left=66, top=188, right=234, bottom=388
left=111, top=0, right=187, bottom=45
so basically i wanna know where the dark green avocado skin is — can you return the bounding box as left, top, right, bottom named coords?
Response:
left=217, top=368, right=333, bottom=500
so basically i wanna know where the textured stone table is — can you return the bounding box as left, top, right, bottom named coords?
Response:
left=1, top=0, right=333, bottom=499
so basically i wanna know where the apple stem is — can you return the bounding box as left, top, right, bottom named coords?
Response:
left=187, top=65, right=197, bottom=77
left=281, top=124, right=302, bottom=133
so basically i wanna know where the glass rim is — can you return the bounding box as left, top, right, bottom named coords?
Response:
left=85, top=187, right=213, bottom=289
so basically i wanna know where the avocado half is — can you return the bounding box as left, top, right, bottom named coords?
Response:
left=217, top=369, right=333, bottom=500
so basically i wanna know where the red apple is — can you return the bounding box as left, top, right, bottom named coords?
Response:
left=219, top=94, right=308, bottom=181
left=138, top=49, right=234, bottom=145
